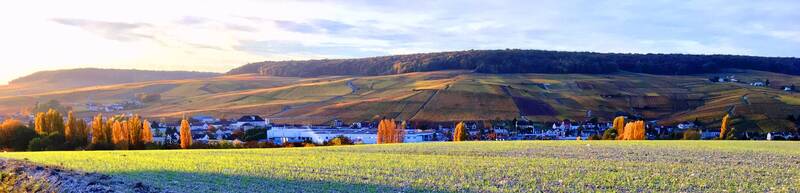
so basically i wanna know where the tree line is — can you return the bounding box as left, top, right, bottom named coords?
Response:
left=0, top=109, right=154, bottom=151
left=228, top=49, right=800, bottom=77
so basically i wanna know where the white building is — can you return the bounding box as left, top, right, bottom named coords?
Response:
left=677, top=122, right=696, bottom=130
left=267, top=126, right=435, bottom=144
left=233, top=115, right=269, bottom=129
left=751, top=82, right=766, bottom=87
left=192, top=115, right=218, bottom=123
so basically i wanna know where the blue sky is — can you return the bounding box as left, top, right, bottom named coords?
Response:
left=0, top=0, right=798, bottom=84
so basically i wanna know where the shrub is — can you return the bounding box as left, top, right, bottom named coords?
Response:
left=682, top=129, right=701, bottom=140
left=27, top=138, right=46, bottom=151
left=326, top=135, right=354, bottom=146
left=0, top=121, right=38, bottom=151
left=243, top=141, right=260, bottom=148
left=602, top=129, right=617, bottom=140
left=588, top=134, right=602, bottom=140
left=257, top=141, right=277, bottom=148
left=190, top=143, right=209, bottom=149
left=44, top=132, right=67, bottom=151
left=243, top=129, right=267, bottom=142
left=87, top=142, right=115, bottom=150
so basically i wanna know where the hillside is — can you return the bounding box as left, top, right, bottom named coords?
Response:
left=1, top=68, right=219, bottom=96
left=1, top=69, right=798, bottom=131
left=1, top=141, right=798, bottom=192
left=229, top=49, right=800, bottom=77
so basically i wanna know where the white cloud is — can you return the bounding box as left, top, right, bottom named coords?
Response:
left=0, top=0, right=798, bottom=84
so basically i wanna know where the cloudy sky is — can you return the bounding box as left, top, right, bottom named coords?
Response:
left=1, top=0, right=799, bottom=84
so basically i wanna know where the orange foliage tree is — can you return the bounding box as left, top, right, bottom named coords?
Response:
left=620, top=120, right=646, bottom=140
left=613, top=116, right=625, bottom=140
left=111, top=121, right=129, bottom=150
left=719, top=114, right=730, bottom=140
left=377, top=119, right=404, bottom=144
left=91, top=114, right=110, bottom=145
left=34, top=109, right=65, bottom=135
left=142, top=120, right=153, bottom=143
left=453, top=122, right=468, bottom=141
left=126, top=115, right=144, bottom=147
left=180, top=117, right=192, bottom=149
left=0, top=119, right=25, bottom=149
left=64, top=111, right=89, bottom=147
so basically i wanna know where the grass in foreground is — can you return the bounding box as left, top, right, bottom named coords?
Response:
left=1, top=141, right=799, bottom=192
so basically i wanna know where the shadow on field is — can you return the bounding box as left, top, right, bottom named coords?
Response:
left=108, top=170, right=452, bottom=193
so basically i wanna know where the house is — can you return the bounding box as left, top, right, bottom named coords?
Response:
left=331, top=119, right=344, bottom=127
left=86, top=103, right=102, bottom=112
left=234, top=115, right=268, bottom=130
left=782, top=85, right=795, bottom=92
left=192, top=115, right=217, bottom=123
left=677, top=122, right=696, bottom=130
left=751, top=82, right=766, bottom=87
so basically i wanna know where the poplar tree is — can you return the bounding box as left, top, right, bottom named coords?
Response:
left=65, top=111, right=76, bottom=143
left=46, top=109, right=64, bottom=134
left=34, top=112, right=46, bottom=134
left=396, top=121, right=407, bottom=143
left=719, top=114, right=730, bottom=140
left=613, top=116, right=625, bottom=140
left=74, top=118, right=89, bottom=147
left=453, top=122, right=468, bottom=141
left=127, top=115, right=143, bottom=146
left=91, top=114, right=107, bottom=145
left=377, top=119, right=398, bottom=144
left=112, top=121, right=129, bottom=150
left=142, top=120, right=153, bottom=144
left=180, top=117, right=192, bottom=149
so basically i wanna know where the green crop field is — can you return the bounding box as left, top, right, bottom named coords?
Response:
left=1, top=141, right=798, bottom=192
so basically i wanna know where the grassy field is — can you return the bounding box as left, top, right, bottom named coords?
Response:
left=1, top=141, right=798, bottom=192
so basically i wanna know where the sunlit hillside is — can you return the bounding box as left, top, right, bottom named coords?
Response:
left=1, top=69, right=798, bottom=131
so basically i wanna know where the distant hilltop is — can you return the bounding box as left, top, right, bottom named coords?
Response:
left=228, top=49, right=800, bottom=77
left=10, top=68, right=219, bottom=88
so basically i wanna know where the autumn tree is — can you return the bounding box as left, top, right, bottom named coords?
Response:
left=377, top=119, right=400, bottom=144
left=612, top=116, right=625, bottom=140
left=0, top=119, right=24, bottom=149
left=396, top=121, right=407, bottom=143
left=111, top=121, right=129, bottom=150
left=64, top=111, right=89, bottom=148
left=90, top=114, right=112, bottom=146
left=33, top=109, right=65, bottom=137
left=180, top=117, right=192, bottom=149
left=127, top=115, right=144, bottom=148
left=453, top=122, right=468, bottom=141
left=719, top=114, right=730, bottom=140
left=34, top=112, right=46, bottom=134
left=0, top=119, right=37, bottom=151
left=65, top=111, right=76, bottom=144
left=620, top=120, right=646, bottom=140
left=142, top=120, right=153, bottom=144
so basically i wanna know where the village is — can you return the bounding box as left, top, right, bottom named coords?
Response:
left=125, top=114, right=796, bottom=146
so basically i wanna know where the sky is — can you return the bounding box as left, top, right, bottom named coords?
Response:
left=1, top=0, right=799, bottom=84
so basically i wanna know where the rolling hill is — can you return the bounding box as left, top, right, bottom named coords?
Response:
left=229, top=49, right=800, bottom=77
left=1, top=69, right=798, bottom=132
left=1, top=68, right=220, bottom=96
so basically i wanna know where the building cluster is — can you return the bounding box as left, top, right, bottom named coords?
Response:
left=141, top=115, right=747, bottom=144
left=146, top=115, right=441, bottom=145
left=86, top=99, right=143, bottom=113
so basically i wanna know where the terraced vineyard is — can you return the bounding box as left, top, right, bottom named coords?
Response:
left=1, top=141, right=798, bottom=192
